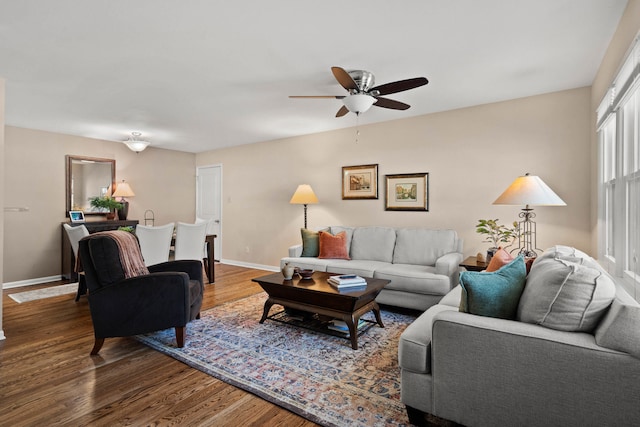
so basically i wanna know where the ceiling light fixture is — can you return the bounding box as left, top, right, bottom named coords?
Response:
left=123, top=132, right=150, bottom=153
left=342, top=94, right=376, bottom=115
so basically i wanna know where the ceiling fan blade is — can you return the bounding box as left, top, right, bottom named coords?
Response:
left=289, top=95, right=345, bottom=99
left=370, top=77, right=428, bottom=96
left=331, top=66, right=359, bottom=91
left=336, top=105, right=349, bottom=117
left=374, top=97, right=410, bottom=110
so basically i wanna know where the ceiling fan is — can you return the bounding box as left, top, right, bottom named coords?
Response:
left=290, top=66, right=429, bottom=117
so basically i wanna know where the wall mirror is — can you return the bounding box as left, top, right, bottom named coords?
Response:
left=65, top=155, right=116, bottom=215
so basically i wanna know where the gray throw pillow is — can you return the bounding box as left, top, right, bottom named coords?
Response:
left=517, top=254, right=616, bottom=332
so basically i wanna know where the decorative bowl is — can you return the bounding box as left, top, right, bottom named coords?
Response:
left=297, top=269, right=314, bottom=279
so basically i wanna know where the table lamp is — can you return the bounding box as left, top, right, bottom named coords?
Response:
left=112, top=180, right=135, bottom=220
left=493, top=173, right=566, bottom=257
left=290, top=184, right=318, bottom=229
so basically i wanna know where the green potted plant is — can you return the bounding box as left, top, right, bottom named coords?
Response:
left=476, top=219, right=519, bottom=262
left=90, top=196, right=123, bottom=220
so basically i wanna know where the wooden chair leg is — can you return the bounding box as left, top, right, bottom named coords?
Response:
left=175, top=326, right=185, bottom=348
left=202, top=257, right=210, bottom=282
left=90, top=337, right=105, bottom=355
left=75, top=274, right=87, bottom=302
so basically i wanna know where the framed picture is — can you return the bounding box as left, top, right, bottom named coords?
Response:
left=385, top=173, right=429, bottom=211
left=342, top=164, right=378, bottom=199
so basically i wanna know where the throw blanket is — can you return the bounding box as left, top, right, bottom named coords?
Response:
left=91, top=230, right=150, bottom=278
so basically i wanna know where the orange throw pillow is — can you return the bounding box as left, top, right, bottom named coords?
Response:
left=318, top=231, right=351, bottom=260
left=485, top=247, right=514, bottom=272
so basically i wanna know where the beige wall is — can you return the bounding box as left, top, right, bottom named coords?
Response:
left=4, top=1, right=637, bottom=283
left=2, top=127, right=197, bottom=283
left=197, top=87, right=592, bottom=268
left=590, top=0, right=640, bottom=255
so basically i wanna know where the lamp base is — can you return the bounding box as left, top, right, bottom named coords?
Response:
left=514, top=207, right=541, bottom=258
left=117, top=200, right=129, bottom=221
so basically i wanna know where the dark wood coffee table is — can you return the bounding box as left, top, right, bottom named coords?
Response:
left=252, top=271, right=390, bottom=349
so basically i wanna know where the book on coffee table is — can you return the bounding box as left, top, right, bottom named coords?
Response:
left=328, top=275, right=367, bottom=289
left=327, top=319, right=366, bottom=333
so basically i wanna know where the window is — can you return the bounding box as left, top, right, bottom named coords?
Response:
left=597, top=32, right=640, bottom=299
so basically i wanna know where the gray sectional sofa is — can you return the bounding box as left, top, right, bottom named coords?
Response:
left=399, top=245, right=640, bottom=426
left=281, top=226, right=463, bottom=311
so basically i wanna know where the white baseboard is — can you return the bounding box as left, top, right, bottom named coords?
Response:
left=1, top=260, right=279, bottom=290
left=220, top=259, right=279, bottom=273
left=3, top=275, right=63, bottom=289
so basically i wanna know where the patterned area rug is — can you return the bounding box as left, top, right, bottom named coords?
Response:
left=8, top=283, right=78, bottom=303
left=135, top=292, right=418, bottom=427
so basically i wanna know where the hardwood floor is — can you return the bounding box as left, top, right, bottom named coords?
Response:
left=0, top=264, right=319, bottom=426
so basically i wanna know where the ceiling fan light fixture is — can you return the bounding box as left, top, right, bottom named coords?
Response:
left=343, top=94, right=376, bottom=114
left=123, top=132, right=150, bottom=153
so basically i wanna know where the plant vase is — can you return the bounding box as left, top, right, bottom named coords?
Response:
left=486, top=247, right=498, bottom=264
left=281, top=263, right=295, bottom=280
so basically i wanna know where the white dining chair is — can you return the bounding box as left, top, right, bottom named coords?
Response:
left=136, top=223, right=175, bottom=266
left=195, top=217, right=216, bottom=254
left=174, top=221, right=208, bottom=262
left=63, top=223, right=90, bottom=301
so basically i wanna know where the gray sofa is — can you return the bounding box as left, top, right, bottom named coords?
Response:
left=399, top=245, right=640, bottom=426
left=281, top=226, right=463, bottom=311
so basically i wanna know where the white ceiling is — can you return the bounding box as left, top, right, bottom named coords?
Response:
left=0, top=0, right=628, bottom=153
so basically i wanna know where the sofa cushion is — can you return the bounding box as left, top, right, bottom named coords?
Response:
left=459, top=256, right=527, bottom=320
left=350, top=227, right=396, bottom=262
left=393, top=228, right=459, bottom=265
left=517, top=251, right=616, bottom=332
left=486, top=247, right=514, bottom=272
left=329, top=226, right=355, bottom=254
left=595, top=298, right=640, bottom=358
left=325, top=259, right=390, bottom=277
left=439, top=285, right=462, bottom=307
left=375, top=264, right=450, bottom=296
left=318, top=231, right=350, bottom=259
left=300, top=228, right=328, bottom=257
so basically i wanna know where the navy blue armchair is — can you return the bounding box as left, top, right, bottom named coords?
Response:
left=78, top=231, right=204, bottom=355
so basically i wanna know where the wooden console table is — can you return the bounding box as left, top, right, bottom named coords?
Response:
left=61, top=220, right=139, bottom=281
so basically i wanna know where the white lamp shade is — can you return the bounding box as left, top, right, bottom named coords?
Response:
left=290, top=184, right=318, bottom=204
left=112, top=180, right=135, bottom=198
left=342, top=94, right=376, bottom=114
left=493, top=174, right=566, bottom=206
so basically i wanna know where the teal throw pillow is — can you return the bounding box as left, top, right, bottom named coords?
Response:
left=459, top=255, right=527, bottom=320
left=300, top=228, right=328, bottom=257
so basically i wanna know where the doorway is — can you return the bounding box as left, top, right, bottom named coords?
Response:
left=196, top=164, right=222, bottom=261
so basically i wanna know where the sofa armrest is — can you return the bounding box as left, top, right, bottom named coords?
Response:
left=289, top=244, right=303, bottom=257
left=434, top=252, right=463, bottom=287
left=149, top=259, right=204, bottom=284
left=429, top=310, right=640, bottom=426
